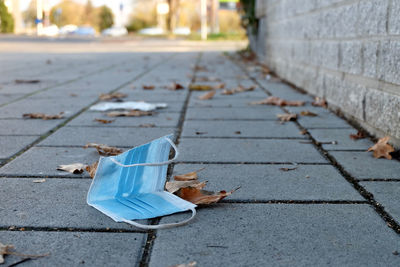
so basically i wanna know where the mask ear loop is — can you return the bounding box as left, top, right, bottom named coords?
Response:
left=108, top=137, right=197, bottom=229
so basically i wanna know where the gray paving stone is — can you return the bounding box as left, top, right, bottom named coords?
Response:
left=0, top=135, right=38, bottom=159
left=0, top=147, right=100, bottom=177
left=286, top=106, right=352, bottom=128
left=258, top=80, right=314, bottom=101
left=186, top=106, right=283, bottom=120
left=0, top=178, right=139, bottom=230
left=0, top=119, right=59, bottom=135
left=189, top=95, right=262, bottom=108
left=38, top=126, right=176, bottom=147
left=0, top=93, right=25, bottom=105
left=119, top=88, right=188, bottom=102
left=181, top=120, right=305, bottom=138
left=68, top=111, right=180, bottom=128
left=151, top=204, right=400, bottom=267
left=172, top=164, right=363, bottom=201
left=309, top=128, right=374, bottom=150
left=330, top=151, right=400, bottom=179
left=361, top=182, right=400, bottom=223
left=178, top=138, right=327, bottom=163
left=1, top=231, right=145, bottom=267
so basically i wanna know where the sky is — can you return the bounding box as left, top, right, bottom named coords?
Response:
left=19, top=0, right=133, bottom=25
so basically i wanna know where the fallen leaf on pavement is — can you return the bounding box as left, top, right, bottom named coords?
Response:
left=198, top=90, right=216, bottom=100
left=213, top=83, right=225, bottom=89
left=86, top=161, right=98, bottom=178
left=99, top=92, right=127, bottom=101
left=15, top=79, right=40, bottom=84
left=170, top=261, right=197, bottom=267
left=83, top=143, right=123, bottom=156
left=350, top=131, right=366, bottom=140
left=300, top=129, right=308, bottom=135
left=250, top=96, right=305, bottom=106
left=189, top=84, right=214, bottom=91
left=300, top=110, right=318, bottom=116
left=279, top=167, right=298, bottom=172
left=222, top=85, right=255, bottom=95
left=33, top=179, right=46, bottom=183
left=367, top=136, right=394, bottom=159
left=106, top=110, right=154, bottom=117
left=312, top=97, right=327, bottom=107
left=142, top=85, right=155, bottom=90
left=22, top=112, right=64, bottom=120
left=176, top=187, right=240, bottom=205
left=277, top=113, right=297, bottom=122
left=0, top=242, right=14, bottom=264
left=193, top=65, right=208, bottom=72
left=57, top=163, right=87, bottom=174
left=196, top=76, right=220, bottom=82
left=167, top=82, right=184, bottom=90
left=173, top=168, right=205, bottom=181
left=166, top=180, right=207, bottom=194
left=139, top=123, right=155, bottom=128
left=94, top=118, right=114, bottom=124
left=221, top=89, right=234, bottom=95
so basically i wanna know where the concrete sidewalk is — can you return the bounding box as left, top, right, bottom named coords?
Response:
left=0, top=40, right=399, bottom=266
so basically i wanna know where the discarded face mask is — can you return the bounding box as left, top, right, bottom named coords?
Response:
left=87, top=134, right=196, bottom=230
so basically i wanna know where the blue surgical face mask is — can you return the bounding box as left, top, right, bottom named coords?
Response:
left=87, top=134, right=197, bottom=230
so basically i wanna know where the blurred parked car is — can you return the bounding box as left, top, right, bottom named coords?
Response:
left=138, top=27, right=165, bottom=35
left=59, top=24, right=78, bottom=35
left=102, top=27, right=128, bottom=37
left=41, top=25, right=59, bottom=37
left=173, top=27, right=191, bottom=36
left=73, top=26, right=96, bottom=36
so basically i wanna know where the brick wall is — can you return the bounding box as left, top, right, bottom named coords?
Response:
left=253, top=0, right=400, bottom=144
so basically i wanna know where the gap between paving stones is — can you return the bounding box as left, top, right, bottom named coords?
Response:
left=228, top=54, right=400, bottom=235
left=0, top=53, right=176, bottom=168
left=137, top=53, right=202, bottom=267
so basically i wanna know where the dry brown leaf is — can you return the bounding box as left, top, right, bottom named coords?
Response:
left=350, top=131, right=366, bottom=140
left=33, top=179, right=46, bottom=183
left=176, top=187, right=239, bottom=205
left=170, top=261, right=197, bottom=267
left=213, top=83, right=225, bottom=89
left=167, top=82, right=184, bottom=90
left=196, top=76, right=220, bottom=82
left=99, top=92, right=127, bottom=101
left=367, top=136, right=394, bottom=159
left=198, top=90, right=216, bottom=100
left=86, top=161, right=98, bottom=178
left=83, top=143, right=123, bottom=156
left=142, top=85, right=155, bottom=90
left=0, top=242, right=14, bottom=264
left=277, top=113, right=297, bottom=122
left=106, top=110, right=154, bottom=117
left=173, top=168, right=205, bottom=181
left=312, top=97, right=327, bottom=107
left=222, top=85, right=255, bottom=95
left=57, top=163, right=87, bottom=174
left=300, top=110, right=318, bottom=116
left=189, top=84, right=214, bottom=91
left=250, top=96, right=305, bottom=106
left=139, top=123, right=155, bottom=128
left=279, top=167, right=298, bottom=172
left=22, top=112, right=64, bottom=120
left=221, top=89, right=234, bottom=95
left=94, top=118, right=114, bottom=124
left=166, top=180, right=207, bottom=194
left=15, top=79, right=40, bottom=84
left=193, top=65, right=208, bottom=72
left=300, top=129, right=308, bottom=135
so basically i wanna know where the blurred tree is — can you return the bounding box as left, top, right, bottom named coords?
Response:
left=0, top=0, right=14, bottom=33
left=98, top=5, right=113, bottom=31
left=22, top=0, right=37, bottom=27
left=50, top=0, right=85, bottom=27
left=126, top=0, right=157, bottom=32
left=83, top=0, right=94, bottom=25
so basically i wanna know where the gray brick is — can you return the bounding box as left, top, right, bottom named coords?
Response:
left=388, top=0, right=400, bottom=34
left=340, top=41, right=363, bottom=75
left=333, top=3, right=359, bottom=38
left=330, top=151, right=400, bottom=179
left=308, top=128, right=374, bottom=150
left=362, top=41, right=379, bottom=78
left=151, top=204, right=400, bottom=267
left=0, top=178, right=140, bottom=230
left=361, top=182, right=400, bottom=222
left=1, top=231, right=145, bottom=266
left=357, top=0, right=388, bottom=36
left=173, top=163, right=363, bottom=201
left=0, top=136, right=37, bottom=159
left=178, top=138, right=327, bottom=163
left=378, top=40, right=400, bottom=85
left=181, top=120, right=305, bottom=138
left=38, top=126, right=176, bottom=147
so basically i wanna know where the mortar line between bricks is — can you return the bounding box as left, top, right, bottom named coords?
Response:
left=0, top=54, right=177, bottom=169
left=230, top=53, right=400, bottom=235
left=137, top=53, right=202, bottom=267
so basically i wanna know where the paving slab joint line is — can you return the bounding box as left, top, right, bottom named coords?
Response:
left=221, top=200, right=369, bottom=204
left=181, top=136, right=307, bottom=140
left=0, top=54, right=177, bottom=169
left=0, top=175, right=92, bottom=179
left=356, top=178, right=400, bottom=182
left=137, top=52, right=202, bottom=267
left=175, top=161, right=331, bottom=165
left=228, top=52, right=400, bottom=235
left=0, top=226, right=146, bottom=234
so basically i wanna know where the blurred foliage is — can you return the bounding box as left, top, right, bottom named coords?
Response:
left=0, top=0, right=14, bottom=33
left=126, top=0, right=157, bottom=32
left=98, top=5, right=113, bottom=32
left=22, top=0, right=36, bottom=27
left=239, top=0, right=258, bottom=34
